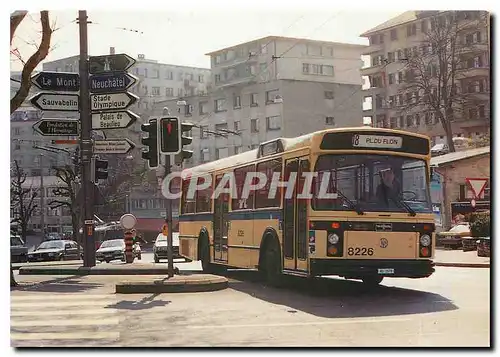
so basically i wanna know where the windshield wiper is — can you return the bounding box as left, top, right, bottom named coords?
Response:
left=389, top=195, right=416, bottom=216
left=336, top=190, right=364, bottom=215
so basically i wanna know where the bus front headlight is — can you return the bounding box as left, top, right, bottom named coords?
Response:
left=420, top=234, right=431, bottom=247
left=327, top=233, right=339, bottom=245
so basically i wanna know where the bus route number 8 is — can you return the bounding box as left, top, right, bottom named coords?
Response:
left=352, top=134, right=360, bottom=146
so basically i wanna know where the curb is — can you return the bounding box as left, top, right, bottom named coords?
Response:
left=115, top=276, right=228, bottom=293
left=434, top=262, right=490, bottom=268
left=12, top=261, right=82, bottom=270
left=18, top=266, right=203, bottom=276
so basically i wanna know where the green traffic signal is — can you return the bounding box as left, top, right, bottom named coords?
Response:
left=141, top=118, right=159, bottom=169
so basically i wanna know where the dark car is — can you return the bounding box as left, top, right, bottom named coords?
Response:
left=27, top=240, right=82, bottom=262
left=11, top=235, right=28, bottom=263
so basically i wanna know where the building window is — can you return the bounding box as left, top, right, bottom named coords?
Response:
left=185, top=104, right=193, bottom=116
left=198, top=75, right=204, bottom=83
left=215, top=123, right=228, bottom=132
left=415, top=114, right=421, bottom=126
left=324, top=91, right=334, bottom=99
left=321, top=65, right=334, bottom=76
left=325, top=117, right=335, bottom=126
left=250, top=93, right=258, bottom=106
left=165, top=87, right=174, bottom=96
left=387, top=52, right=395, bottom=63
left=260, top=43, right=268, bottom=54
left=266, top=116, right=281, bottom=131
left=165, top=71, right=173, bottom=80
left=215, top=98, right=226, bottom=112
left=233, top=95, right=241, bottom=108
left=152, top=87, right=160, bottom=96
left=177, top=88, right=183, bottom=96
left=302, top=63, right=310, bottom=74
left=390, top=29, right=398, bottom=40
left=215, top=74, right=221, bottom=83
left=14, top=128, right=20, bottom=135
left=266, top=89, right=279, bottom=104
left=390, top=117, right=397, bottom=128
left=478, top=105, right=485, bottom=118
left=153, top=69, right=159, bottom=78
left=200, top=148, right=210, bottom=162
left=251, top=118, right=259, bottom=133
left=200, top=126, right=208, bottom=139
left=234, top=121, right=241, bottom=132
left=216, top=147, right=229, bottom=160
left=234, top=146, right=243, bottom=154
left=199, top=102, right=208, bottom=115
left=406, top=115, right=414, bottom=127
left=406, top=23, right=417, bottom=37
left=388, top=73, right=395, bottom=85
left=399, top=116, right=405, bottom=128
left=143, top=68, right=148, bottom=78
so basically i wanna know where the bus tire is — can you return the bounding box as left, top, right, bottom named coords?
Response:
left=362, top=275, right=383, bottom=287
left=261, top=236, right=282, bottom=286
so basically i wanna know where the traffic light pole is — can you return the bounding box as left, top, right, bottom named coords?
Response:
left=78, top=10, right=96, bottom=267
left=164, top=155, right=175, bottom=278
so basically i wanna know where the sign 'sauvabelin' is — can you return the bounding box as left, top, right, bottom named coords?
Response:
left=90, top=92, right=138, bottom=112
left=91, top=110, right=139, bottom=130
left=29, top=92, right=80, bottom=112
left=93, top=138, right=136, bottom=154
left=89, top=72, right=137, bottom=93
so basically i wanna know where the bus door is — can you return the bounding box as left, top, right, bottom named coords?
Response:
left=213, top=174, right=229, bottom=263
left=282, top=157, right=309, bottom=271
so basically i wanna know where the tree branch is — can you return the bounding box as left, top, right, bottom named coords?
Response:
left=11, top=10, right=53, bottom=114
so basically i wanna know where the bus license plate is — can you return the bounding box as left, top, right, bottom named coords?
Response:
left=378, top=268, right=394, bottom=274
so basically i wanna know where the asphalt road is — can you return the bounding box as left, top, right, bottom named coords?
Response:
left=11, top=265, right=490, bottom=347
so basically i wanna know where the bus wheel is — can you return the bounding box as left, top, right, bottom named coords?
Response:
left=361, top=275, right=383, bottom=287
left=263, top=238, right=282, bottom=286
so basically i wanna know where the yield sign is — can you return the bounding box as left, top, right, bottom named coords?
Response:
left=465, top=178, right=489, bottom=198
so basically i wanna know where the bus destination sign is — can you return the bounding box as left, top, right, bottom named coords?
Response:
left=352, top=134, right=403, bottom=149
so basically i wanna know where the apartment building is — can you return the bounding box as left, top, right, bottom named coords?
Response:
left=152, top=36, right=366, bottom=167
left=360, top=11, right=490, bottom=146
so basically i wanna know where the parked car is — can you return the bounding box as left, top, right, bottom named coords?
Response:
left=153, top=232, right=180, bottom=263
left=96, top=239, right=141, bottom=263
left=437, top=223, right=470, bottom=249
left=27, top=240, right=82, bottom=262
left=11, top=235, right=28, bottom=263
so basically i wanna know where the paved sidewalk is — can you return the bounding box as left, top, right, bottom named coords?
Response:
left=434, top=249, right=490, bottom=268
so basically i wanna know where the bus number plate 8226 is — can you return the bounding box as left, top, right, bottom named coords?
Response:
left=347, top=247, right=374, bottom=256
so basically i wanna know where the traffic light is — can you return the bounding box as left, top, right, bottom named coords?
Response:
left=159, top=117, right=181, bottom=155
left=91, top=156, right=108, bottom=182
left=177, top=122, right=194, bottom=163
left=141, top=118, right=159, bottom=169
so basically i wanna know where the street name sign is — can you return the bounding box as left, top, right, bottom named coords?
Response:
left=31, top=72, right=80, bottom=92
left=90, top=92, right=138, bottom=112
left=91, top=110, right=139, bottom=130
left=89, top=53, right=136, bottom=74
left=89, top=72, right=138, bottom=93
left=30, top=92, right=79, bottom=112
left=33, top=118, right=79, bottom=136
left=93, top=138, right=136, bottom=154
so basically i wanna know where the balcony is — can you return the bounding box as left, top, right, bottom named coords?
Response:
left=215, top=74, right=256, bottom=88
left=361, top=43, right=384, bottom=55
left=457, top=42, right=490, bottom=55
left=457, top=66, right=490, bottom=79
left=360, top=63, right=385, bottom=76
left=216, top=56, right=258, bottom=69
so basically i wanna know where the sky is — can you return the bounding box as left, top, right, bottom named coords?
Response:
left=10, top=8, right=404, bottom=72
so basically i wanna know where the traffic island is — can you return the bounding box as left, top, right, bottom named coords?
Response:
left=12, top=260, right=83, bottom=270
left=115, top=274, right=229, bottom=293
left=18, top=264, right=201, bottom=276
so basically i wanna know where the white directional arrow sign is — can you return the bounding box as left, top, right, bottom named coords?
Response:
left=90, top=92, right=138, bottom=112
left=93, top=138, right=135, bottom=154
left=29, top=92, right=79, bottom=112
left=91, top=110, right=138, bottom=130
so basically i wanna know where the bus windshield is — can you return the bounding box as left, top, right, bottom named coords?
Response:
left=313, top=154, right=432, bottom=214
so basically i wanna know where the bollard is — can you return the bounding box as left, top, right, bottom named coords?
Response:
left=124, top=230, right=134, bottom=263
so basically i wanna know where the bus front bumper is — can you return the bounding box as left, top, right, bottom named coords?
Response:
left=310, top=258, right=435, bottom=279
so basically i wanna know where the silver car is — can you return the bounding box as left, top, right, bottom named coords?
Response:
left=153, top=233, right=180, bottom=263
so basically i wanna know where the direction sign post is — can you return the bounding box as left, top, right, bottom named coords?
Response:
left=91, top=110, right=138, bottom=130
left=31, top=72, right=80, bottom=92
left=90, top=92, right=138, bottom=112
left=89, top=72, right=137, bottom=93
left=30, top=92, right=80, bottom=112
left=33, top=119, right=79, bottom=136
left=93, top=138, right=135, bottom=154
left=89, top=53, right=136, bottom=74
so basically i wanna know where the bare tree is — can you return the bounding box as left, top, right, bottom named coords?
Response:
left=49, top=166, right=81, bottom=244
left=10, top=160, right=38, bottom=240
left=10, top=10, right=54, bottom=114
left=397, top=11, right=489, bottom=152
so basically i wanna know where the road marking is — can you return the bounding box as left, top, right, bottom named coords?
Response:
left=11, top=331, right=120, bottom=341
left=10, top=308, right=118, bottom=317
left=11, top=300, right=116, bottom=309
left=186, top=317, right=411, bottom=330
left=10, top=294, right=113, bottom=301
left=11, top=318, right=120, bottom=327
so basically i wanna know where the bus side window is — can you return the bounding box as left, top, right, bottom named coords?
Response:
left=232, top=165, right=254, bottom=210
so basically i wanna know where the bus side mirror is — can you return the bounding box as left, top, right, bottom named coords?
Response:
left=430, top=167, right=436, bottom=180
